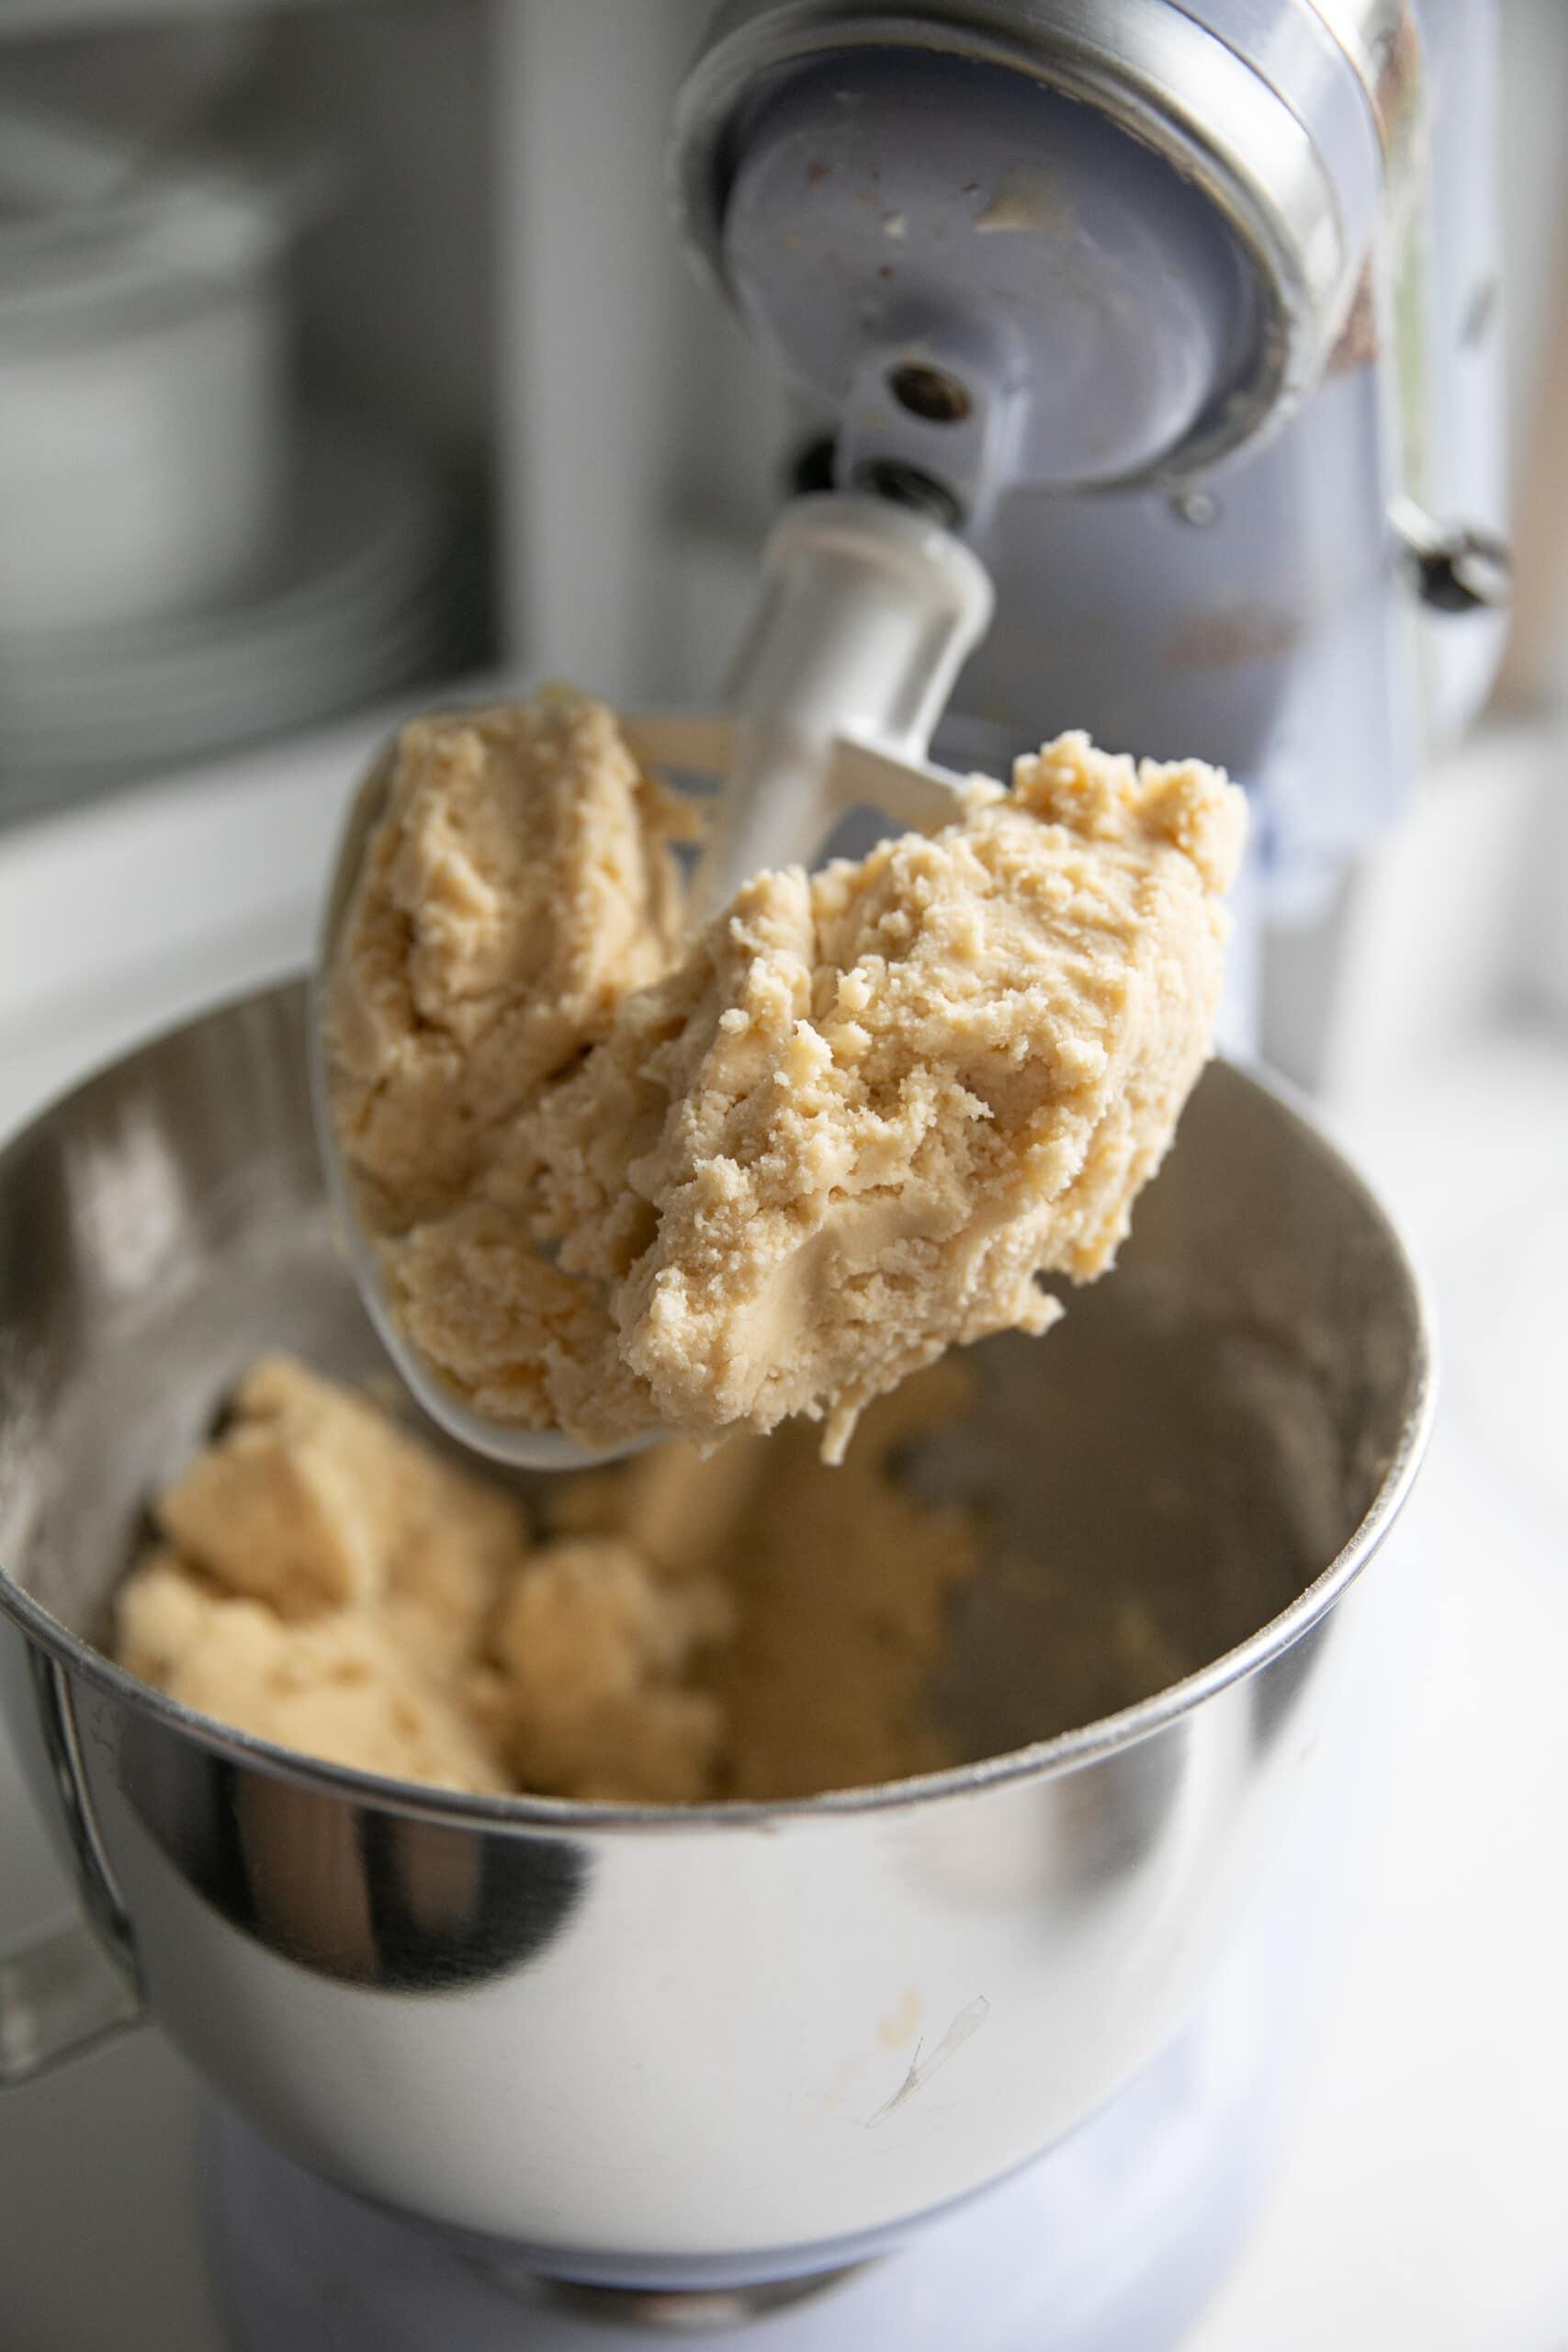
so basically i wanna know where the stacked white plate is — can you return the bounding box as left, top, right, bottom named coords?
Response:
left=0, top=414, right=472, bottom=815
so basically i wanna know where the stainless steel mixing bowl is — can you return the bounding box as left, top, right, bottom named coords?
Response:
left=0, top=981, right=1430, bottom=2284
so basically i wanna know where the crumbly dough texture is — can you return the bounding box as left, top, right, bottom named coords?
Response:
left=115, top=1354, right=978, bottom=1803
left=118, top=1356, right=729, bottom=1801
left=118, top=1550, right=510, bottom=1794
left=328, top=691, right=1244, bottom=1458
left=547, top=1354, right=980, bottom=1799
left=325, top=691, right=693, bottom=1233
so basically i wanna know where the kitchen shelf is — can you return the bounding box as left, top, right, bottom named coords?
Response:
left=0, top=0, right=348, bottom=40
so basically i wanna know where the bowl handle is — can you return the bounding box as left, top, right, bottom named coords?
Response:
left=0, top=1911, right=143, bottom=2086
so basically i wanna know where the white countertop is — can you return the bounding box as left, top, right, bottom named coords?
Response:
left=1192, top=1028, right=1568, bottom=2352
left=2, top=748, right=1566, bottom=2351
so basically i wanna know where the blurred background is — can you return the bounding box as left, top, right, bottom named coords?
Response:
left=0, top=5, right=1564, bottom=2349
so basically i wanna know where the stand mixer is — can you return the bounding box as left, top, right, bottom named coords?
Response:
left=321, top=0, right=1507, bottom=1476
left=0, top=4, right=1504, bottom=2346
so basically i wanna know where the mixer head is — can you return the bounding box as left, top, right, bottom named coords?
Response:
left=675, top=0, right=1384, bottom=519
left=666, top=0, right=1393, bottom=895
left=671, top=0, right=1508, bottom=936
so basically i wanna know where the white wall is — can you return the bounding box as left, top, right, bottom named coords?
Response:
left=492, top=0, right=789, bottom=705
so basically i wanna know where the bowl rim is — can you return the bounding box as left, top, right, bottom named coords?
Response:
left=0, top=976, right=1438, bottom=1836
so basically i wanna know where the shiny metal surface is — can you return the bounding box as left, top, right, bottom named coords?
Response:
left=1391, top=494, right=1514, bottom=614
left=0, top=1916, right=141, bottom=2085
left=0, top=983, right=1431, bottom=2278
left=1304, top=0, right=1415, bottom=127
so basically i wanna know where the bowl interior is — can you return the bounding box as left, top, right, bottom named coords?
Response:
left=0, top=981, right=1425, bottom=1780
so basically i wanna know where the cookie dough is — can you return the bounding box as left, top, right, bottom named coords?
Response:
left=118, top=1550, right=511, bottom=1794
left=115, top=1353, right=979, bottom=1803
left=327, top=692, right=1245, bottom=1459
left=116, top=1356, right=730, bottom=1802
left=547, top=1354, right=980, bottom=1799
left=325, top=691, right=694, bottom=1233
